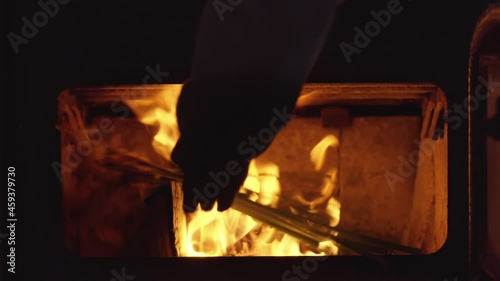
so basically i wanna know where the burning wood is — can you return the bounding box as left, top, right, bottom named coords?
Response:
left=101, top=153, right=417, bottom=258
left=102, top=148, right=419, bottom=257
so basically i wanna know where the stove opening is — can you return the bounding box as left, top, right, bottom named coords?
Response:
left=57, top=83, right=448, bottom=257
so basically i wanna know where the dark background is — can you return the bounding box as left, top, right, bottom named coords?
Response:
left=1, top=0, right=495, bottom=280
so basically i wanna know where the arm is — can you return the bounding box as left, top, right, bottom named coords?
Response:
left=172, top=0, right=341, bottom=212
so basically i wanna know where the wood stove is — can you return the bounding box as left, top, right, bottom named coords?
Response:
left=54, top=5, right=500, bottom=281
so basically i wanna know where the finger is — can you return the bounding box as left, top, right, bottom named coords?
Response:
left=217, top=185, right=239, bottom=212
left=183, top=173, right=219, bottom=212
left=198, top=176, right=219, bottom=211
left=201, top=197, right=217, bottom=211
left=182, top=177, right=198, bottom=213
left=217, top=164, right=249, bottom=212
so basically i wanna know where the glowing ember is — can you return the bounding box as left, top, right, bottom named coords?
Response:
left=126, top=87, right=341, bottom=256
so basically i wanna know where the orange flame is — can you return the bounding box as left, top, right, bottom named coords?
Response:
left=126, top=85, right=182, bottom=161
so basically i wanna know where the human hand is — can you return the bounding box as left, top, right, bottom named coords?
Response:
left=172, top=135, right=250, bottom=213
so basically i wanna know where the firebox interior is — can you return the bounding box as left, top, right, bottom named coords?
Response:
left=57, top=83, right=448, bottom=257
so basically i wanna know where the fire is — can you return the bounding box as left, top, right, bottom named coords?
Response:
left=126, top=86, right=341, bottom=257
left=126, top=85, right=182, bottom=161
left=293, top=135, right=341, bottom=227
